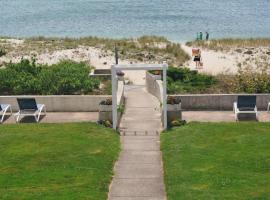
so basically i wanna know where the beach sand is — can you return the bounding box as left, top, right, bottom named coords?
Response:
left=181, top=44, right=238, bottom=75
left=1, top=38, right=267, bottom=84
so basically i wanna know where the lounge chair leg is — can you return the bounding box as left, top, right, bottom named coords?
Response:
left=35, top=115, right=39, bottom=122
left=235, top=113, right=238, bottom=121
left=0, top=114, right=4, bottom=123
left=16, top=115, right=20, bottom=123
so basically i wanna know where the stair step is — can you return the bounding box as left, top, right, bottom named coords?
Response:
left=119, top=130, right=160, bottom=136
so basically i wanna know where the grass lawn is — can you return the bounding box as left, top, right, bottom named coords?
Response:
left=0, top=123, right=120, bottom=200
left=161, top=122, right=270, bottom=200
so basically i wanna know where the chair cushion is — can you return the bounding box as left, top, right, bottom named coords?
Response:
left=237, top=96, right=256, bottom=110
left=17, top=98, right=38, bottom=111
left=238, top=107, right=255, bottom=111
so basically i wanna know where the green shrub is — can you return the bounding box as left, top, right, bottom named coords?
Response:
left=0, top=59, right=100, bottom=95
left=167, top=67, right=217, bottom=94
left=0, top=48, right=7, bottom=57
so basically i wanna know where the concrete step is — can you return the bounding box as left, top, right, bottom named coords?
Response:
left=109, top=197, right=164, bottom=200
left=119, top=124, right=162, bottom=131
left=119, top=130, right=160, bottom=136
left=117, top=150, right=161, bottom=165
left=109, top=178, right=165, bottom=198
left=114, top=163, right=163, bottom=179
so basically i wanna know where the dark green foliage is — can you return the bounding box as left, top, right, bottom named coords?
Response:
left=167, top=67, right=217, bottom=94
left=0, top=59, right=99, bottom=95
left=0, top=47, right=6, bottom=57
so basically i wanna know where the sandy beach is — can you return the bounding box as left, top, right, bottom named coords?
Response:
left=1, top=38, right=269, bottom=85
left=181, top=44, right=238, bottom=75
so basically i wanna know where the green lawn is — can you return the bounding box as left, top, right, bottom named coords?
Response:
left=161, top=122, right=270, bottom=200
left=0, top=123, right=120, bottom=200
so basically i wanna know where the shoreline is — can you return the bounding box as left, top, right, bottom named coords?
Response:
left=2, top=34, right=270, bottom=44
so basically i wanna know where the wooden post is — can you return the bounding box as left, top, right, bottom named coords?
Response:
left=162, top=64, right=168, bottom=130
left=111, top=65, right=118, bottom=130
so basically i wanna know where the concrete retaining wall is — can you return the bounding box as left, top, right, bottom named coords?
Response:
left=171, top=94, right=270, bottom=111
left=0, top=95, right=110, bottom=112
left=146, top=71, right=270, bottom=111
left=146, top=71, right=163, bottom=102
left=98, top=81, right=125, bottom=124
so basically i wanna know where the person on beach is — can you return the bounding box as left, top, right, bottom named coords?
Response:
left=192, top=48, right=202, bottom=69
left=206, top=32, right=209, bottom=40
left=199, top=32, right=203, bottom=40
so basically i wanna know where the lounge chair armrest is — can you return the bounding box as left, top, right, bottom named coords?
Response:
left=233, top=102, right=238, bottom=113
left=37, top=104, right=45, bottom=111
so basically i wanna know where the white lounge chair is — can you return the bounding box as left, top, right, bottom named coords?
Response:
left=0, top=104, right=12, bottom=123
left=15, top=98, right=46, bottom=122
left=233, top=95, right=258, bottom=121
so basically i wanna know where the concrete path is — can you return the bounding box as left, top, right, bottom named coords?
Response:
left=183, top=111, right=270, bottom=122
left=1, top=112, right=98, bottom=124
left=108, top=85, right=166, bottom=200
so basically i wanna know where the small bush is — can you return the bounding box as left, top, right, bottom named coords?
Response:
left=0, top=59, right=100, bottom=95
left=167, top=67, right=217, bottom=94
left=100, top=98, right=112, bottom=105
left=167, top=96, right=181, bottom=104
left=0, top=48, right=7, bottom=57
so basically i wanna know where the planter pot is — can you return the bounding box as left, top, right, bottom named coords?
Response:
left=166, top=103, right=182, bottom=125
left=152, top=74, right=161, bottom=80
left=99, top=104, right=112, bottom=112
left=98, top=104, right=124, bottom=124
left=167, top=103, right=181, bottom=111
left=99, top=104, right=112, bottom=121
left=117, top=76, right=125, bottom=81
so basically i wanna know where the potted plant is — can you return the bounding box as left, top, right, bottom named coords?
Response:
left=149, top=70, right=162, bottom=80
left=99, top=98, right=112, bottom=112
left=167, top=96, right=181, bottom=111
left=166, top=96, right=182, bottom=125
left=116, top=70, right=125, bottom=81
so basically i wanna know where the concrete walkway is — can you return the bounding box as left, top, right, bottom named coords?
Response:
left=108, top=85, right=166, bottom=200
left=1, top=112, right=98, bottom=124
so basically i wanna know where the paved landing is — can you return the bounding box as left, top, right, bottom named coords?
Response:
left=1, top=112, right=98, bottom=124
left=108, top=85, right=166, bottom=200
left=182, top=111, right=270, bottom=122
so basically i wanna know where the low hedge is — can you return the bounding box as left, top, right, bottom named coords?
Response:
left=0, top=59, right=100, bottom=95
left=167, top=67, right=217, bottom=94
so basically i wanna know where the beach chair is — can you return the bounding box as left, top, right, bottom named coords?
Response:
left=15, top=98, right=46, bottom=122
left=233, top=95, right=258, bottom=121
left=0, top=104, right=12, bottom=123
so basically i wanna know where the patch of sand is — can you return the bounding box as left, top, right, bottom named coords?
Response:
left=0, top=38, right=24, bottom=45
left=181, top=44, right=238, bottom=75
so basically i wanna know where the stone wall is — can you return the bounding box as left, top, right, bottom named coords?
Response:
left=0, top=95, right=110, bottom=112
left=146, top=71, right=163, bottom=102
left=171, top=94, right=270, bottom=111
left=146, top=71, right=270, bottom=111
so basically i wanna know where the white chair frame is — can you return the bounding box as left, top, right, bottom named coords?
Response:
left=15, top=104, right=46, bottom=123
left=0, top=104, right=12, bottom=123
left=233, top=102, right=258, bottom=121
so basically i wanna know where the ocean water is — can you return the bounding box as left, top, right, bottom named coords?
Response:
left=0, top=0, right=269, bottom=42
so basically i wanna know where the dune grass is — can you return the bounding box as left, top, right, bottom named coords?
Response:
left=0, top=123, right=120, bottom=200
left=0, top=35, right=190, bottom=66
left=186, top=38, right=270, bottom=51
left=161, top=122, right=270, bottom=200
